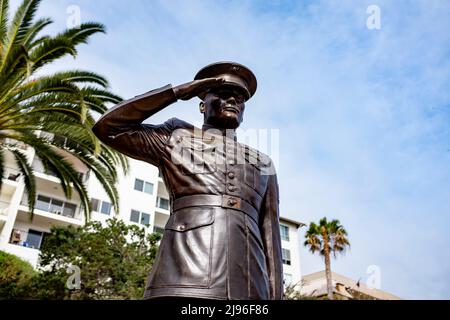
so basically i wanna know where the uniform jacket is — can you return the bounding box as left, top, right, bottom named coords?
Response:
left=92, top=84, right=283, bottom=300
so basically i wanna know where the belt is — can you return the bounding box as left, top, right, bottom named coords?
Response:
left=173, top=194, right=259, bottom=223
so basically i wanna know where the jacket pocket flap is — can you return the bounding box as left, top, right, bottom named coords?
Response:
left=242, top=148, right=271, bottom=167
left=165, top=208, right=214, bottom=232
left=182, top=136, right=216, bottom=151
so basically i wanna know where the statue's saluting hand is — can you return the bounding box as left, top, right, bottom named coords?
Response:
left=173, top=77, right=225, bottom=101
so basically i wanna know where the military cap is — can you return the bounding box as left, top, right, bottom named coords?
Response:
left=194, top=61, right=257, bottom=101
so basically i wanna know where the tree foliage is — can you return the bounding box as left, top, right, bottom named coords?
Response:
left=304, top=217, right=350, bottom=300
left=0, top=250, right=36, bottom=299
left=32, top=218, right=162, bottom=300
left=304, top=217, right=350, bottom=258
left=0, top=219, right=161, bottom=300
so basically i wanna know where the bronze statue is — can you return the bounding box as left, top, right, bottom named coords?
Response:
left=92, top=62, right=283, bottom=300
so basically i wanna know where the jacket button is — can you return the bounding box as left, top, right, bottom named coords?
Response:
left=228, top=184, right=236, bottom=192
left=178, top=224, right=186, bottom=231
left=228, top=172, right=235, bottom=179
left=228, top=159, right=235, bottom=166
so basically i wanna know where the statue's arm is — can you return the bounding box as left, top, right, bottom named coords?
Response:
left=260, top=172, right=284, bottom=300
left=92, top=84, right=178, bottom=164
left=92, top=77, right=224, bottom=164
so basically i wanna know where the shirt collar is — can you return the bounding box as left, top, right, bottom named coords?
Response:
left=202, top=123, right=237, bottom=141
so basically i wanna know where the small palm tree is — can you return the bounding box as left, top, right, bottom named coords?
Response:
left=304, top=217, right=350, bottom=300
left=0, top=0, right=128, bottom=219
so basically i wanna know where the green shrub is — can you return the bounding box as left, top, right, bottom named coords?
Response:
left=0, top=250, right=36, bottom=299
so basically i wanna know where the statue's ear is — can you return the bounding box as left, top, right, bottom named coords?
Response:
left=199, top=102, right=205, bottom=113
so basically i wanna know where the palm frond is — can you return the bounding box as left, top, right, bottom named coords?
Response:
left=62, top=22, right=105, bottom=44
left=304, top=217, right=350, bottom=258
left=22, top=17, right=52, bottom=47
left=0, top=146, right=4, bottom=191
left=0, top=0, right=128, bottom=222
left=0, top=0, right=9, bottom=54
left=52, top=70, right=109, bottom=87
left=28, top=35, right=77, bottom=70
left=0, top=76, right=79, bottom=113
left=9, top=147, right=36, bottom=219
left=1, top=0, right=41, bottom=68
left=49, top=138, right=117, bottom=219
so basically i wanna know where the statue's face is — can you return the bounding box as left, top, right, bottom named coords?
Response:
left=202, top=86, right=246, bottom=129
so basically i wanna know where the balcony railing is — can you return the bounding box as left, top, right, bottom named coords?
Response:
left=20, top=193, right=83, bottom=220
left=9, top=228, right=45, bottom=250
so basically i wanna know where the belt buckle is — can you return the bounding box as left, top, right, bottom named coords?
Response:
left=222, top=195, right=241, bottom=210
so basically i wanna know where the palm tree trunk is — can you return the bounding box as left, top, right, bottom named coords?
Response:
left=323, top=232, right=333, bottom=300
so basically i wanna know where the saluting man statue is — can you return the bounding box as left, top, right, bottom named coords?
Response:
left=93, top=62, right=283, bottom=300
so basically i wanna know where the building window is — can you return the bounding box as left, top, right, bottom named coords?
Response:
left=91, top=198, right=112, bottom=215
left=36, top=195, right=51, bottom=212
left=35, top=195, right=77, bottom=218
left=280, top=224, right=289, bottom=241
left=153, top=226, right=165, bottom=234
left=141, top=213, right=151, bottom=226
left=25, top=229, right=48, bottom=249
left=91, top=198, right=100, bottom=212
left=282, top=248, right=291, bottom=265
left=130, top=209, right=151, bottom=227
left=134, top=178, right=153, bottom=195
left=100, top=201, right=112, bottom=215
left=134, top=179, right=144, bottom=191
left=130, top=210, right=140, bottom=223
left=63, top=203, right=77, bottom=217
left=283, top=273, right=293, bottom=287
left=49, top=199, right=63, bottom=215
left=156, top=197, right=169, bottom=210
left=144, top=182, right=153, bottom=194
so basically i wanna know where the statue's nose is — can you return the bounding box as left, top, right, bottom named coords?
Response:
left=227, top=96, right=236, bottom=104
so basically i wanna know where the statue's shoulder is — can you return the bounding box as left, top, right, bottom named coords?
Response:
left=166, top=117, right=194, bottom=130
left=165, top=117, right=199, bottom=143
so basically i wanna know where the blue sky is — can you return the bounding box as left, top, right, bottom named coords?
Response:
left=15, top=0, right=450, bottom=299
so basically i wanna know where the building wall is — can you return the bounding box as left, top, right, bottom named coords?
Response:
left=279, top=219, right=302, bottom=289
left=86, top=158, right=162, bottom=229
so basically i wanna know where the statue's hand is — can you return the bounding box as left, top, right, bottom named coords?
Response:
left=173, top=77, right=225, bottom=101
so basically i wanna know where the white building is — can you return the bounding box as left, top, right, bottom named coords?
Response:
left=300, top=271, right=401, bottom=300
left=0, top=138, right=304, bottom=291
left=279, top=217, right=305, bottom=289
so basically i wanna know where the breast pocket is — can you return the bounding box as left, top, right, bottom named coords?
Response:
left=245, top=162, right=271, bottom=197
left=179, top=139, right=217, bottom=175
left=147, top=208, right=215, bottom=288
left=244, top=163, right=258, bottom=189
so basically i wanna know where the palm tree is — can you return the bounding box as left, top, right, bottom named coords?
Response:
left=304, top=217, right=350, bottom=300
left=0, top=0, right=128, bottom=219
